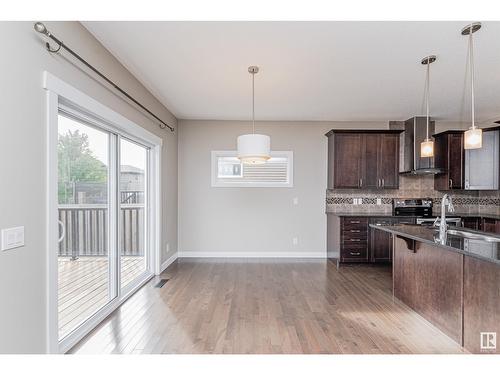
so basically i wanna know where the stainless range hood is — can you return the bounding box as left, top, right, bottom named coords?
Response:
left=399, top=116, right=443, bottom=175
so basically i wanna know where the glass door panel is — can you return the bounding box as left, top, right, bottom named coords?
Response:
left=57, top=114, right=114, bottom=340
left=119, top=138, right=148, bottom=290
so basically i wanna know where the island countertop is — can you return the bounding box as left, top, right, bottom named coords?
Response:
left=370, top=224, right=500, bottom=265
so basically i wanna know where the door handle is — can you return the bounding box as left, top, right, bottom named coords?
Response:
left=58, top=220, right=66, bottom=243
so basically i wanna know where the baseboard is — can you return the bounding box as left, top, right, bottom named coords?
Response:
left=159, top=252, right=178, bottom=273
left=177, top=251, right=326, bottom=258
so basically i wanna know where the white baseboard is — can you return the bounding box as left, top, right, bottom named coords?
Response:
left=177, top=251, right=326, bottom=258
left=159, top=252, right=178, bottom=274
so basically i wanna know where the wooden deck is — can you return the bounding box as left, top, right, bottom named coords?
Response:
left=70, top=259, right=467, bottom=354
left=58, top=256, right=144, bottom=339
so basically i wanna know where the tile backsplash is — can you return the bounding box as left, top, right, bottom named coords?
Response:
left=326, top=175, right=500, bottom=216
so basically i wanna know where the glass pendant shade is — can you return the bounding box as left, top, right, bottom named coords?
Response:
left=464, top=127, right=483, bottom=149
left=237, top=134, right=271, bottom=164
left=420, top=138, right=434, bottom=157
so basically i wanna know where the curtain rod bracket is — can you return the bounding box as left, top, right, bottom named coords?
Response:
left=34, top=22, right=175, bottom=133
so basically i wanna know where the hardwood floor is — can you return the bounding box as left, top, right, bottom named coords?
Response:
left=70, top=258, right=466, bottom=354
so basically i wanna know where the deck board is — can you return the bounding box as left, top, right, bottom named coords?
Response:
left=58, top=256, right=144, bottom=339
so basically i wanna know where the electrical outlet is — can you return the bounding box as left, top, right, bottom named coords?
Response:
left=293, top=197, right=299, bottom=205
left=292, top=237, right=298, bottom=246
left=377, top=198, right=382, bottom=205
left=358, top=198, right=363, bottom=204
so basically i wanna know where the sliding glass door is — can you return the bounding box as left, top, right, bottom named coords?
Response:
left=57, top=111, right=152, bottom=343
left=119, top=138, right=149, bottom=291
left=57, top=114, right=115, bottom=340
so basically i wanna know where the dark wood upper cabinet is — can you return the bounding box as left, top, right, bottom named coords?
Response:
left=327, top=130, right=401, bottom=190
left=377, top=134, right=400, bottom=189
left=434, top=127, right=499, bottom=191
left=332, top=133, right=362, bottom=189
left=434, top=131, right=464, bottom=191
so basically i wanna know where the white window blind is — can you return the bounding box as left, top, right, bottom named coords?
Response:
left=211, top=151, right=293, bottom=187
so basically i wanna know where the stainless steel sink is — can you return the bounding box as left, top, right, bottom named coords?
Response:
left=446, top=229, right=500, bottom=243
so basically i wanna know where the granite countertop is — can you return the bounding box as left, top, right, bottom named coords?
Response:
left=370, top=224, right=500, bottom=265
left=326, top=212, right=413, bottom=217
left=327, top=212, right=500, bottom=220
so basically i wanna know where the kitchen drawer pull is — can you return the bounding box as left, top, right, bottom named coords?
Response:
left=350, top=252, right=361, bottom=256
left=350, top=229, right=361, bottom=233
left=350, top=239, right=361, bottom=242
left=349, top=220, right=360, bottom=224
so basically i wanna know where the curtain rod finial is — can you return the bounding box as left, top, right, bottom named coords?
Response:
left=34, top=22, right=49, bottom=35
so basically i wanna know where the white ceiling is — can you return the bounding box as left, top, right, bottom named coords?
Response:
left=83, top=21, right=500, bottom=124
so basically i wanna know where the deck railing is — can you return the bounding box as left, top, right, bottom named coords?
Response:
left=58, top=204, right=144, bottom=258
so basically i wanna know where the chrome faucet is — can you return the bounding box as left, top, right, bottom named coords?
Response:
left=435, top=194, right=455, bottom=238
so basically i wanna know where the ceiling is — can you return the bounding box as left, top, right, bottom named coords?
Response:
left=83, top=21, right=500, bottom=123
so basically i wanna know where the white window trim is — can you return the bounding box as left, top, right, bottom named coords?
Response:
left=211, top=150, right=294, bottom=188
left=43, top=72, right=162, bottom=353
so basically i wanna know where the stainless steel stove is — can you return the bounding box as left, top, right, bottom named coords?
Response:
left=393, top=198, right=462, bottom=226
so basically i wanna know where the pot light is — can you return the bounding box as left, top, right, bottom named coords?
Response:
left=237, top=66, right=271, bottom=165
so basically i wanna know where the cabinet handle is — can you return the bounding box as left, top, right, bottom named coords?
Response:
left=350, top=252, right=361, bottom=256
left=449, top=179, right=453, bottom=189
left=359, top=178, right=363, bottom=188
left=382, top=178, right=385, bottom=188
left=350, top=239, right=361, bottom=242
left=350, top=221, right=360, bottom=224
left=350, top=230, right=360, bottom=233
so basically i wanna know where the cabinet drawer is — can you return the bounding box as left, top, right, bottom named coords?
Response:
left=341, top=247, right=369, bottom=261
left=342, top=237, right=368, bottom=245
left=342, top=217, right=368, bottom=226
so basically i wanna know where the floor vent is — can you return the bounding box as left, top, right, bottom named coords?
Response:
left=154, top=279, right=169, bottom=288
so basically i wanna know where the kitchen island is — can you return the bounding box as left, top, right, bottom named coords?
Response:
left=370, top=224, right=500, bottom=354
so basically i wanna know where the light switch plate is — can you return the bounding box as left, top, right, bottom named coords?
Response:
left=293, top=197, right=299, bottom=205
left=1, top=226, right=25, bottom=251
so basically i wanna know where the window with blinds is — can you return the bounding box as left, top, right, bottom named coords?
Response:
left=211, top=151, right=293, bottom=187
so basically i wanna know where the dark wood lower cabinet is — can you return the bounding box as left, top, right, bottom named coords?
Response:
left=482, top=218, right=500, bottom=234
left=393, top=237, right=463, bottom=344
left=393, top=235, right=500, bottom=353
left=463, top=256, right=500, bottom=354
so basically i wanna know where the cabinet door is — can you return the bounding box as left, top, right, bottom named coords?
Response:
left=448, top=133, right=464, bottom=189
left=462, top=217, right=481, bottom=230
left=333, top=133, right=362, bottom=188
left=378, top=134, right=400, bottom=189
left=362, top=134, right=380, bottom=188
left=370, top=226, right=392, bottom=262
left=465, top=130, right=499, bottom=190
left=482, top=218, right=500, bottom=234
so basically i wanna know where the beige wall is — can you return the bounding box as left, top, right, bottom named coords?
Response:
left=178, top=120, right=389, bottom=256
left=0, top=21, right=178, bottom=353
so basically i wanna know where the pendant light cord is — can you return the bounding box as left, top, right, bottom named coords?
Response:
left=469, top=25, right=476, bottom=130
left=252, top=71, right=255, bottom=134
left=425, top=58, right=430, bottom=140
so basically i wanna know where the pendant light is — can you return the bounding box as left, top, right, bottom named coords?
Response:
left=420, top=55, right=436, bottom=158
left=462, top=22, right=483, bottom=149
left=237, top=66, right=271, bottom=165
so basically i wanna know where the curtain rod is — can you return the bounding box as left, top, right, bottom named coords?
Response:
left=34, top=22, right=175, bottom=132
